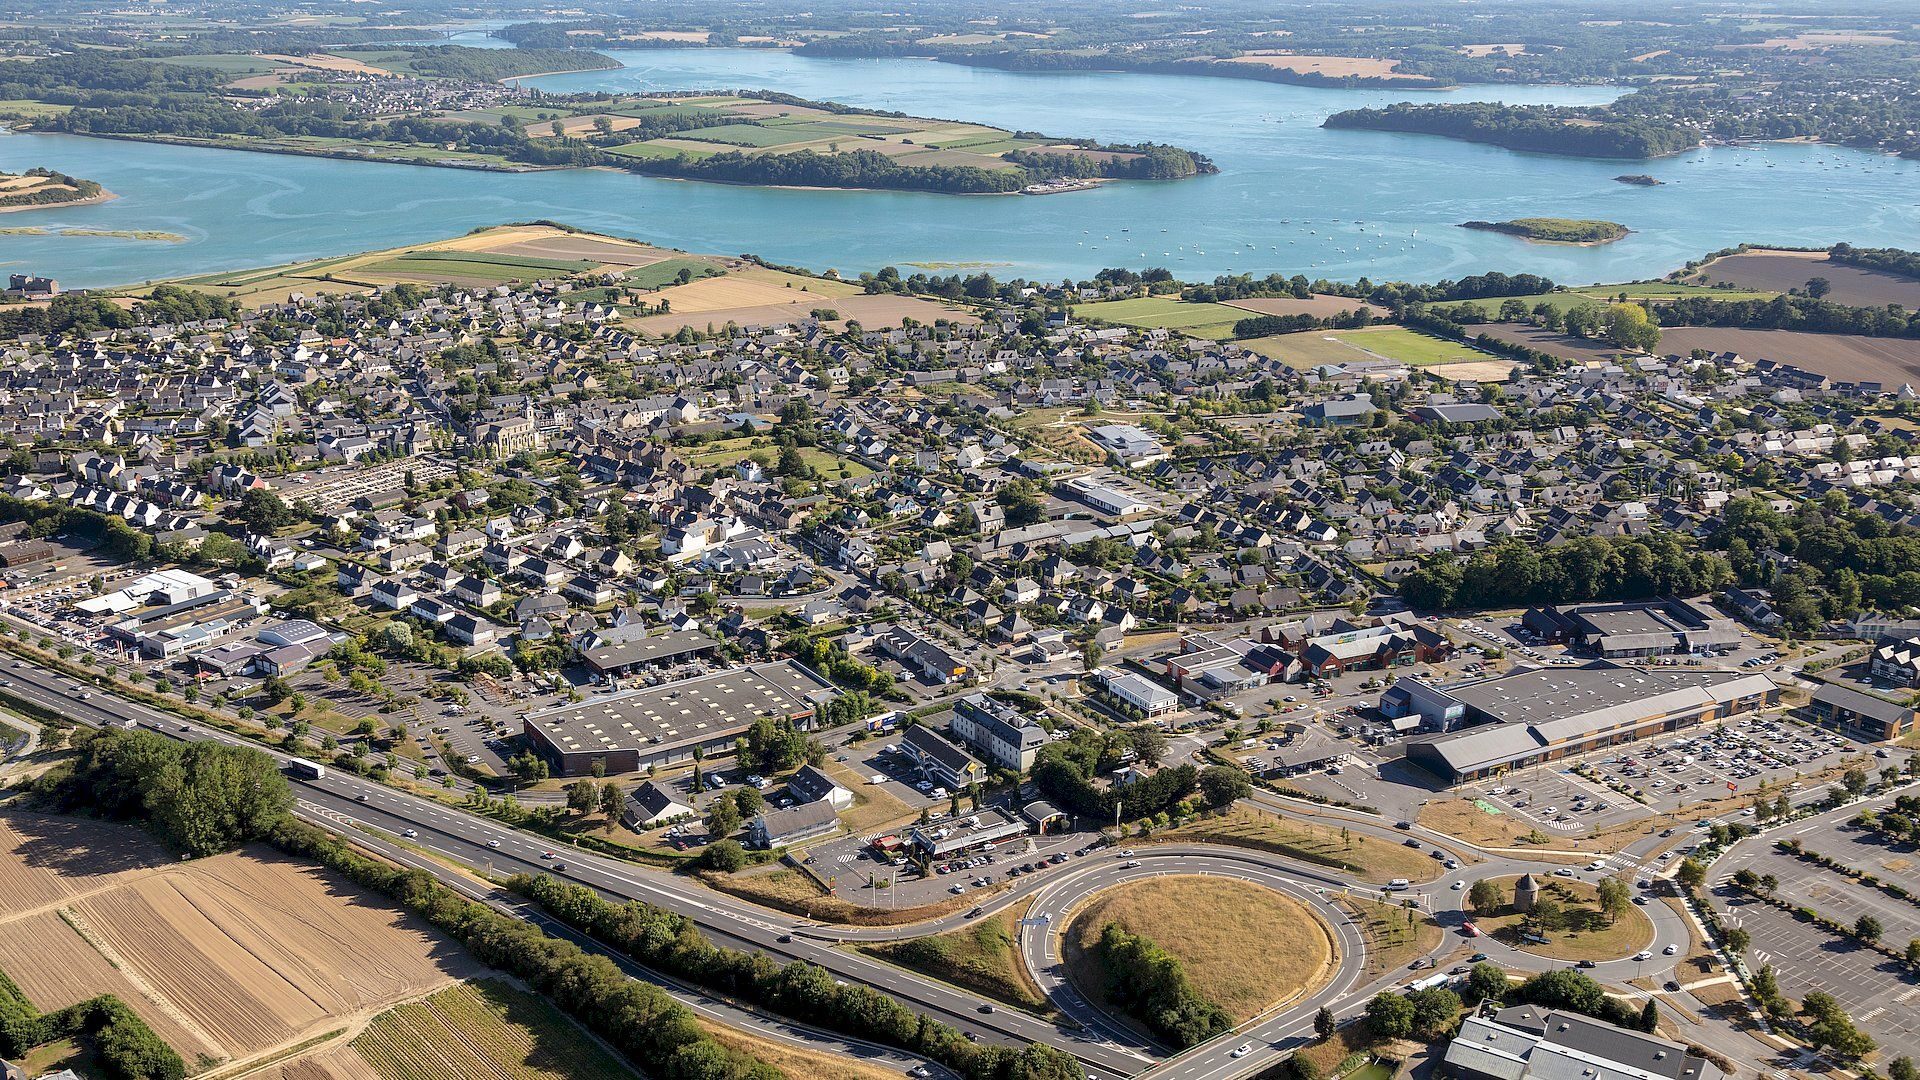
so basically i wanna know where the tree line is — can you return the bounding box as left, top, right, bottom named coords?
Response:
left=1090, top=924, right=1231, bottom=1047
left=511, top=873, right=1085, bottom=1080
left=1323, top=102, right=1700, bottom=160
left=1031, top=728, right=1197, bottom=822
left=0, top=968, right=182, bottom=1080
left=1399, top=535, right=1733, bottom=612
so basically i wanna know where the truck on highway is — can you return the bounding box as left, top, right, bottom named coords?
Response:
left=284, top=759, right=326, bottom=781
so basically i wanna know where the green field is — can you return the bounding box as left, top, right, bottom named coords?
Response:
left=1071, top=296, right=1249, bottom=339
left=682, top=438, right=872, bottom=480
left=353, top=980, right=635, bottom=1080
left=605, top=141, right=717, bottom=161
left=394, top=250, right=597, bottom=273
left=622, top=257, right=725, bottom=289
left=0, top=100, right=73, bottom=119
left=674, top=123, right=828, bottom=148
left=1449, top=281, right=1779, bottom=319
left=1245, top=326, right=1493, bottom=368
left=155, top=53, right=291, bottom=74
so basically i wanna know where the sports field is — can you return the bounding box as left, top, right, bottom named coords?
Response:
left=1244, top=326, right=1490, bottom=368
left=1070, top=296, right=1248, bottom=339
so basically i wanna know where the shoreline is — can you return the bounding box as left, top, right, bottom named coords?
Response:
left=0, top=189, right=118, bottom=214
left=1459, top=220, right=1631, bottom=246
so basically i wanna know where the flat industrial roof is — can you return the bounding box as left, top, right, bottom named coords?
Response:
left=1445, top=664, right=1763, bottom=723
left=525, top=660, right=834, bottom=757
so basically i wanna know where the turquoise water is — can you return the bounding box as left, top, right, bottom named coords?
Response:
left=2, top=46, right=1918, bottom=288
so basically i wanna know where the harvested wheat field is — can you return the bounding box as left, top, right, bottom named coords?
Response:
left=0, top=909, right=224, bottom=1065
left=1217, top=52, right=1434, bottom=81
left=0, top=812, right=173, bottom=917
left=74, top=849, right=479, bottom=1059
left=629, top=293, right=977, bottom=336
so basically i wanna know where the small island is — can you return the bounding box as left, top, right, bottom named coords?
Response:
left=0, top=168, right=114, bottom=213
left=1460, top=218, right=1630, bottom=245
left=1614, top=174, right=1664, bottom=186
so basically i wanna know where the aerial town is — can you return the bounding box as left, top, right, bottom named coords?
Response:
left=1, top=218, right=1919, bottom=1080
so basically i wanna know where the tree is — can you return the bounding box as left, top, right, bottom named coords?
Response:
left=701, top=838, right=747, bottom=872
left=1888, top=1056, right=1917, bottom=1080
left=237, top=487, right=294, bottom=533
left=1725, top=927, right=1751, bottom=955
left=1465, top=963, right=1510, bottom=1004
left=1468, top=879, right=1506, bottom=916
left=1638, top=999, right=1658, bottom=1033
left=1081, top=638, right=1104, bottom=673
left=599, top=782, right=624, bottom=820
left=509, top=751, right=549, bottom=782
left=1855, top=914, right=1884, bottom=942
left=1805, top=276, right=1832, bottom=299
left=1365, top=992, right=1416, bottom=1039
left=1603, top=302, right=1661, bottom=352
left=1803, top=991, right=1877, bottom=1060
left=1197, top=765, right=1252, bottom=809
left=1407, top=987, right=1460, bottom=1038
left=566, top=780, right=597, bottom=815
left=1596, top=877, right=1631, bottom=924
left=1314, top=1006, right=1336, bottom=1041
left=1675, top=857, right=1706, bottom=890
left=706, top=799, right=741, bottom=839
left=733, top=786, right=764, bottom=817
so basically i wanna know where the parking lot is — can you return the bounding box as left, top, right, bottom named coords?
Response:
left=1469, top=768, right=1645, bottom=834
left=1712, top=883, right=1920, bottom=1057
left=1581, top=713, right=1867, bottom=815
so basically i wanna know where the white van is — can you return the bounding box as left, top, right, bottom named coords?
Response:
left=1384, top=878, right=1411, bottom=890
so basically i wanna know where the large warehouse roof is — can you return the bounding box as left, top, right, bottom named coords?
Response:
left=525, top=660, right=834, bottom=760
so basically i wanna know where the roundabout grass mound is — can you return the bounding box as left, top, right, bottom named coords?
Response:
left=1062, top=875, right=1338, bottom=1025
left=1471, top=874, right=1654, bottom=962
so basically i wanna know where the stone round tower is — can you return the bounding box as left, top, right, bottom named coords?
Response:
left=1512, top=873, right=1539, bottom=914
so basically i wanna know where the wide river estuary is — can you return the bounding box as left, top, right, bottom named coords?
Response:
left=4, top=40, right=1920, bottom=288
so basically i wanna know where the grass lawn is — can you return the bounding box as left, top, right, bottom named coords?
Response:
left=1062, top=875, right=1336, bottom=1023
left=394, top=250, right=597, bottom=273
left=1417, top=798, right=1555, bottom=849
left=1243, top=326, right=1489, bottom=368
left=859, top=907, right=1052, bottom=1012
left=622, top=257, right=725, bottom=289
left=698, top=1020, right=905, bottom=1080
left=1471, top=875, right=1653, bottom=962
left=606, top=140, right=718, bottom=161
left=0, top=100, right=73, bottom=120
left=1339, top=895, right=1443, bottom=977
left=1161, top=807, right=1442, bottom=884
left=1071, top=296, right=1247, bottom=340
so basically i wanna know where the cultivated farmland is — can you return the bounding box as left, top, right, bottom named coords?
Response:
left=1070, top=296, right=1249, bottom=339
left=0, top=810, right=479, bottom=1071
left=1684, top=249, right=1920, bottom=309
left=351, top=981, right=635, bottom=1080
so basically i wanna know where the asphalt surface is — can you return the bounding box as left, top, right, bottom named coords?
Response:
left=0, top=653, right=1731, bottom=1080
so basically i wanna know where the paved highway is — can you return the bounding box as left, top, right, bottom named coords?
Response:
left=0, top=652, right=1711, bottom=1080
